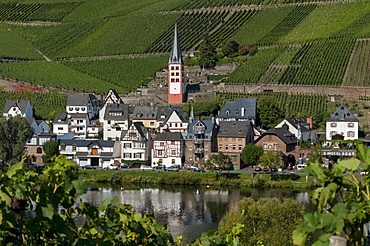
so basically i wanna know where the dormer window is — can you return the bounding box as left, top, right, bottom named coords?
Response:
left=69, top=107, right=73, bottom=111
left=81, top=108, right=86, bottom=111
left=161, top=114, right=166, bottom=118
left=76, top=107, right=79, bottom=111
left=225, top=110, right=230, bottom=115
left=13, top=107, right=16, bottom=111
left=235, top=110, right=239, bottom=115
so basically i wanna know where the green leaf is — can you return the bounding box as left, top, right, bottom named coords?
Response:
left=42, top=204, right=54, bottom=219
left=337, top=158, right=360, bottom=173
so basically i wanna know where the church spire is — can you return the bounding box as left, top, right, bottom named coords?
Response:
left=169, top=24, right=182, bottom=64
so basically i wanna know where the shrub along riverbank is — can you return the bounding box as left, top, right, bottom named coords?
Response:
left=78, top=169, right=315, bottom=189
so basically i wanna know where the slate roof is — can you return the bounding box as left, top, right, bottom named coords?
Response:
left=169, top=24, right=182, bottom=64
left=217, top=121, right=252, bottom=138
left=156, top=105, right=186, bottom=122
left=327, top=104, right=358, bottom=122
left=104, top=103, right=129, bottom=120
left=3, top=100, right=31, bottom=113
left=255, top=127, right=298, bottom=145
left=122, top=122, right=149, bottom=142
left=68, top=113, right=89, bottom=119
left=284, top=118, right=310, bottom=132
left=154, top=132, right=184, bottom=141
left=217, top=98, right=256, bottom=120
left=67, top=94, right=101, bottom=107
left=187, top=118, right=216, bottom=135
left=53, top=113, right=69, bottom=124
left=132, top=106, right=157, bottom=120
left=59, top=139, right=115, bottom=148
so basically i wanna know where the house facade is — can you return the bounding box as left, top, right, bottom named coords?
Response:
left=216, top=121, right=254, bottom=169
left=102, top=103, right=129, bottom=140
left=275, top=118, right=314, bottom=142
left=152, top=132, right=185, bottom=167
left=326, top=104, right=358, bottom=140
left=121, top=122, right=151, bottom=163
left=25, top=132, right=57, bottom=164
left=184, top=118, right=218, bottom=167
left=3, top=100, right=33, bottom=118
left=59, top=139, right=120, bottom=168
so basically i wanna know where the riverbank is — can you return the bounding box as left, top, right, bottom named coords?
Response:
left=78, top=169, right=316, bottom=189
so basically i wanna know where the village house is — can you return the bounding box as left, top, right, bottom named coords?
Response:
left=216, top=98, right=257, bottom=124
left=102, top=103, right=129, bottom=141
left=3, top=99, right=33, bottom=118
left=326, top=104, right=358, bottom=141
left=275, top=118, right=314, bottom=142
left=157, top=106, right=188, bottom=133
left=25, top=132, right=57, bottom=165
left=152, top=132, right=185, bottom=167
left=216, top=121, right=254, bottom=169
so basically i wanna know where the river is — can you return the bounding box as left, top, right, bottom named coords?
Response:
left=79, top=183, right=312, bottom=245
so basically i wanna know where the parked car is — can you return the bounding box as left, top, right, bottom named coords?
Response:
left=254, top=166, right=262, bottom=172
left=270, top=167, right=278, bottom=172
left=140, top=165, right=154, bottom=171
left=297, top=164, right=307, bottom=171
left=82, top=165, right=96, bottom=170
left=192, top=167, right=205, bottom=172
left=165, top=166, right=180, bottom=172
left=286, top=164, right=293, bottom=170
left=153, top=164, right=165, bottom=169
left=120, top=163, right=132, bottom=168
left=262, top=167, right=269, bottom=172
left=361, top=171, right=369, bottom=175
left=26, top=163, right=44, bottom=169
left=104, top=164, right=119, bottom=170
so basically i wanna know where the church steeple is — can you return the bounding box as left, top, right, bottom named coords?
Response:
left=169, top=24, right=182, bottom=64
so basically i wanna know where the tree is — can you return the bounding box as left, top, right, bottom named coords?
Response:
left=219, top=197, right=304, bottom=246
left=293, top=145, right=370, bottom=246
left=241, top=144, right=264, bottom=167
left=206, top=152, right=233, bottom=172
left=42, top=140, right=60, bottom=163
left=258, top=96, right=284, bottom=129
left=221, top=41, right=239, bottom=58
left=0, top=115, right=33, bottom=165
left=198, top=36, right=218, bottom=69
left=192, top=100, right=219, bottom=118
left=259, top=150, right=281, bottom=168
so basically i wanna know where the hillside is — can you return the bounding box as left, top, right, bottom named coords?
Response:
left=0, top=0, right=368, bottom=95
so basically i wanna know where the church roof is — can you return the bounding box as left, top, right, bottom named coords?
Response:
left=169, top=24, right=182, bottom=64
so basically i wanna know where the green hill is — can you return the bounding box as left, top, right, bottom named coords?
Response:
left=0, top=0, right=369, bottom=94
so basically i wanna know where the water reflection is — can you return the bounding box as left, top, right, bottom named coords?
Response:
left=79, top=184, right=312, bottom=244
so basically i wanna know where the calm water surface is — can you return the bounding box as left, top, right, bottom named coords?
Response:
left=79, top=184, right=312, bottom=244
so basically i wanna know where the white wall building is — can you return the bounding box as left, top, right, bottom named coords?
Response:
left=326, top=104, right=359, bottom=140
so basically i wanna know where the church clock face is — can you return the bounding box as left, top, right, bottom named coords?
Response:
left=170, top=82, right=181, bottom=94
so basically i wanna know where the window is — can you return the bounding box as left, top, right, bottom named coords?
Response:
left=124, top=143, right=131, bottom=148
left=239, top=145, right=242, bottom=151
left=76, top=107, right=79, bottom=111
left=37, top=147, right=42, bottom=154
left=172, top=159, right=175, bottom=164
left=330, top=131, right=337, bottom=136
left=232, top=145, right=236, bottom=151
left=150, top=122, right=154, bottom=126
left=231, top=155, right=238, bottom=161
left=134, top=153, right=142, bottom=159
left=273, top=144, right=278, bottom=150
left=32, top=156, right=37, bottom=162
left=158, top=150, right=163, bottom=156
left=347, top=131, right=355, bottom=137
left=124, top=153, right=131, bottom=158
left=219, top=145, right=222, bottom=151
left=225, top=145, right=229, bottom=151
left=58, top=127, right=63, bottom=131
left=330, top=123, right=337, bottom=127
left=171, top=150, right=176, bottom=156
left=348, top=123, right=354, bottom=128
left=60, top=145, right=66, bottom=151
left=72, top=146, right=76, bottom=151
left=263, top=144, right=267, bottom=150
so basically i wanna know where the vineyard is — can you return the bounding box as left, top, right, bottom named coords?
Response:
left=215, top=91, right=328, bottom=119
left=0, top=0, right=367, bottom=106
left=0, top=90, right=67, bottom=118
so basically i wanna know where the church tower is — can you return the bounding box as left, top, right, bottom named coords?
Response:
left=168, top=24, right=184, bottom=104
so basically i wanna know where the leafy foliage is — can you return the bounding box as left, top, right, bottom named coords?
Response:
left=205, top=152, right=233, bottom=172
left=0, top=156, right=181, bottom=245
left=199, top=36, right=218, bottom=69
left=293, top=145, right=370, bottom=245
left=219, top=197, right=304, bottom=246
left=241, top=144, right=264, bottom=167
left=259, top=150, right=281, bottom=168
left=42, top=140, right=59, bottom=163
left=258, top=96, right=284, bottom=129
left=0, top=116, right=33, bottom=165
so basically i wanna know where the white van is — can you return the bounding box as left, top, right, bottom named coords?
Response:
left=297, top=164, right=307, bottom=171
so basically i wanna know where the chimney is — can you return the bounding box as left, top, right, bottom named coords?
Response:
left=306, top=118, right=313, bottom=129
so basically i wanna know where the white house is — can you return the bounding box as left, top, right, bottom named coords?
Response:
left=121, top=122, right=151, bottom=163
left=275, top=118, right=314, bottom=142
left=158, top=108, right=188, bottom=134
left=59, top=139, right=120, bottom=168
left=53, top=113, right=70, bottom=135
left=152, top=132, right=185, bottom=167
left=99, top=89, right=124, bottom=123
left=103, top=103, right=129, bottom=140
left=326, top=104, right=358, bottom=140
left=66, top=93, right=101, bottom=120
left=3, top=100, right=33, bottom=118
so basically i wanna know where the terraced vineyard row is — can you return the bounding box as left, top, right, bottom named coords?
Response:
left=0, top=90, right=67, bottom=118
left=215, top=91, right=327, bottom=118
left=146, top=10, right=229, bottom=53
left=208, top=9, right=257, bottom=48
left=0, top=2, right=81, bottom=22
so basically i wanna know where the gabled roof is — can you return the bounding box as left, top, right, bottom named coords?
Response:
left=156, top=105, right=186, bottom=122
left=154, top=132, right=184, bottom=141
left=53, top=113, right=69, bottom=124
left=3, top=100, right=31, bottom=113
left=280, top=118, right=310, bottom=132
left=327, top=104, right=358, bottom=122
left=217, top=98, right=256, bottom=120
left=132, top=106, right=157, bottom=120
left=104, top=103, right=129, bottom=120
left=67, top=93, right=101, bottom=107
left=187, top=118, right=216, bottom=135
left=102, top=89, right=124, bottom=107
left=169, top=24, right=182, bottom=64
left=122, top=122, right=149, bottom=142
left=217, top=121, right=252, bottom=138
left=254, top=127, right=298, bottom=145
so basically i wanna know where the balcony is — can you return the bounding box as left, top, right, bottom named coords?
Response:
left=193, top=138, right=203, bottom=144
left=193, top=126, right=205, bottom=134
left=193, top=148, right=204, bottom=154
